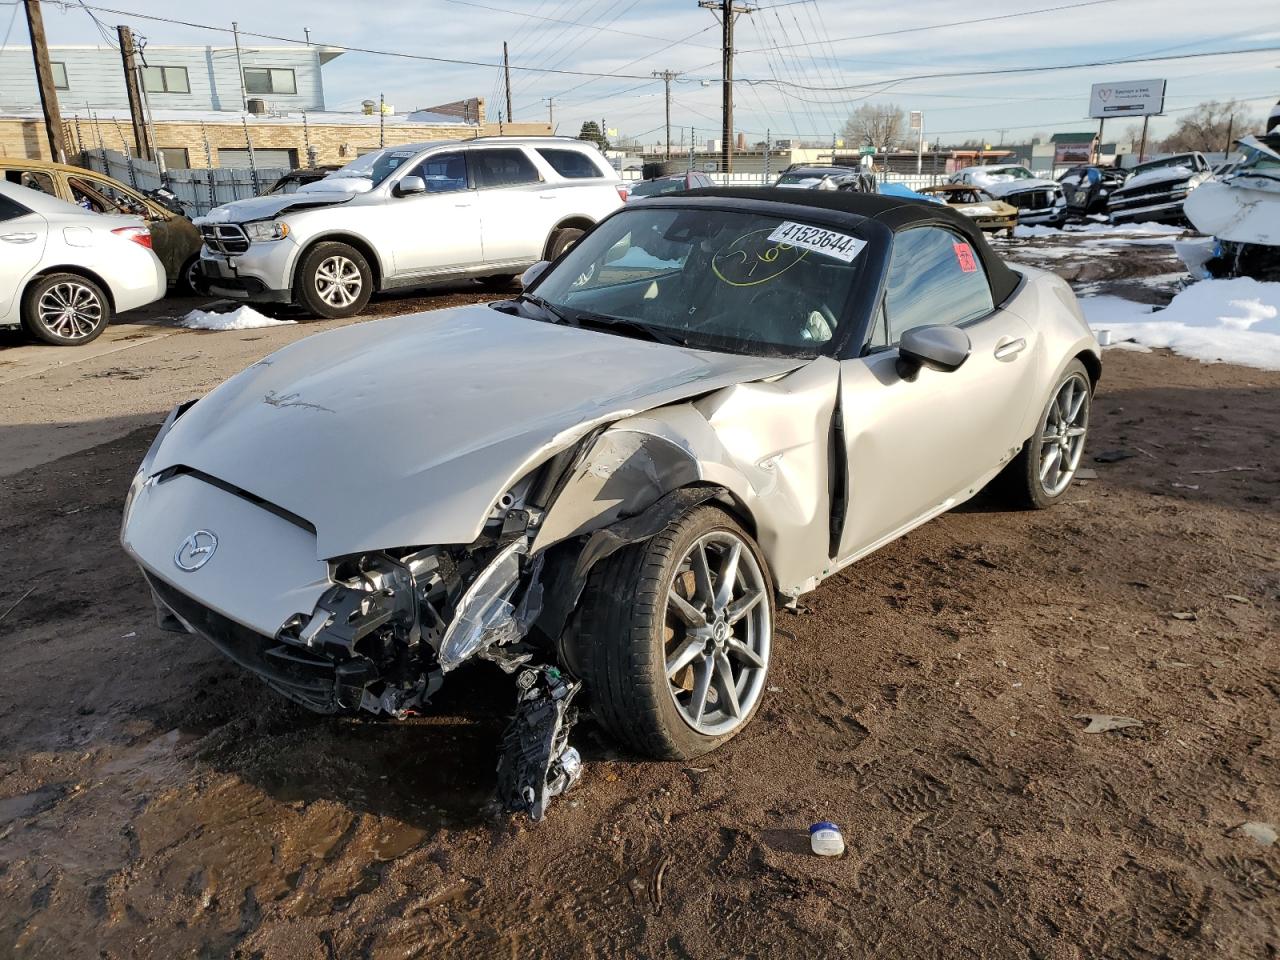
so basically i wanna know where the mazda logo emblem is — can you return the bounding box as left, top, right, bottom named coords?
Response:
left=175, top=530, right=218, bottom=571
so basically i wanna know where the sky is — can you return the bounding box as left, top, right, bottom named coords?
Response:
left=6, top=0, right=1279, bottom=148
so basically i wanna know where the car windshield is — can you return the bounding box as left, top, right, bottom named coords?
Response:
left=1131, top=154, right=1196, bottom=175
left=326, top=148, right=422, bottom=187
left=629, top=178, right=688, bottom=197
left=777, top=169, right=844, bottom=184
left=515, top=206, right=870, bottom=358
left=980, top=166, right=1034, bottom=180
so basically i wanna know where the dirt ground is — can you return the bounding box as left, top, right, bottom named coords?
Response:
left=1, top=234, right=1277, bottom=959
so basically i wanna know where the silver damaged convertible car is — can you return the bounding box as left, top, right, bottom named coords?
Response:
left=122, top=189, right=1099, bottom=818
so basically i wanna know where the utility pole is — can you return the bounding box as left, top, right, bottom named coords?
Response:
left=116, top=25, right=152, bottom=161
left=1223, top=113, right=1234, bottom=159
left=23, top=0, right=67, bottom=163
left=1139, top=115, right=1150, bottom=163
left=698, top=0, right=753, bottom=173
left=232, top=20, right=247, bottom=110
left=652, top=70, right=680, bottom=159
left=503, top=42, right=513, bottom=124
left=544, top=97, right=555, bottom=132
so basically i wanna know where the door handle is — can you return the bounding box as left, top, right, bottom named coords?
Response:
left=1, top=232, right=37, bottom=243
left=453, top=202, right=473, bottom=208
left=539, top=193, right=556, bottom=199
left=994, top=337, right=1026, bottom=360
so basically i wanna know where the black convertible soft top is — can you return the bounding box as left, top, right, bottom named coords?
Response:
left=681, top=186, right=1022, bottom=307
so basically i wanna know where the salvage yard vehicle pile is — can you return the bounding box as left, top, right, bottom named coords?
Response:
left=1, top=178, right=1278, bottom=959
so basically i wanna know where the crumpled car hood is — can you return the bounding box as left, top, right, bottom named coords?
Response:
left=1112, top=166, right=1195, bottom=194
left=150, top=305, right=805, bottom=558
left=982, top=178, right=1060, bottom=198
left=196, top=191, right=354, bottom=225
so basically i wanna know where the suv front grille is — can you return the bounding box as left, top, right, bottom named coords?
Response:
left=200, top=223, right=250, bottom=255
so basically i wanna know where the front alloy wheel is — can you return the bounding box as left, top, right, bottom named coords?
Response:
left=664, top=531, right=771, bottom=737
left=571, top=504, right=775, bottom=759
left=296, top=241, right=373, bottom=319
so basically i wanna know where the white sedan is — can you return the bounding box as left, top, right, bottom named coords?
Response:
left=0, top=180, right=166, bottom=345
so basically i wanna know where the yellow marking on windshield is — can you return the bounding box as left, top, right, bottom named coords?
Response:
left=712, top=229, right=808, bottom=287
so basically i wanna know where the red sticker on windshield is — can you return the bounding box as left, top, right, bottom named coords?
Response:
left=953, top=242, right=977, bottom=273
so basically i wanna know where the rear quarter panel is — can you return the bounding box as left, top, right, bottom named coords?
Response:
left=1002, top=265, right=1101, bottom=438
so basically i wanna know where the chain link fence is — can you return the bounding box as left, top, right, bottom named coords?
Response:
left=79, top=149, right=290, bottom=218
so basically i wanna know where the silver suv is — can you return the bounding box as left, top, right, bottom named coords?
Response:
left=196, top=137, right=624, bottom=318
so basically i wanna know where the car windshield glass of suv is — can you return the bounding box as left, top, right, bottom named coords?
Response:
left=629, top=178, right=687, bottom=198
left=326, top=148, right=421, bottom=187
left=520, top=206, right=869, bottom=357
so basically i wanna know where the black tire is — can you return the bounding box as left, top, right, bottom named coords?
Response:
left=479, top=273, right=520, bottom=291
left=21, top=273, right=111, bottom=346
left=295, top=241, right=373, bottom=319
left=177, top=255, right=203, bottom=296
left=546, top=227, right=585, bottom=261
left=569, top=503, right=774, bottom=760
left=997, top=359, right=1092, bottom=509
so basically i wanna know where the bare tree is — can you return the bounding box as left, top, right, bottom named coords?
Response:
left=1158, top=99, right=1257, bottom=153
left=842, top=103, right=906, bottom=155
left=1121, top=123, right=1144, bottom=152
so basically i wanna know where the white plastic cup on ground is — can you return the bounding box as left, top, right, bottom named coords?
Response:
left=809, top=821, right=845, bottom=857
left=1097, top=329, right=1112, bottom=346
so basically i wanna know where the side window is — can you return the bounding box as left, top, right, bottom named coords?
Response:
left=0, top=194, right=30, bottom=222
left=473, top=149, right=541, bottom=189
left=409, top=151, right=468, bottom=193
left=535, top=148, right=602, bottom=179
left=5, top=170, right=56, bottom=195
left=883, top=227, right=994, bottom=344
left=70, top=177, right=149, bottom=217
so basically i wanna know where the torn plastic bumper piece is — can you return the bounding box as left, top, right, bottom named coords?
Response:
left=496, top=665, right=583, bottom=821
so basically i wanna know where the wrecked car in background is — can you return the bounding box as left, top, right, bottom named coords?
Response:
left=1056, top=164, right=1129, bottom=220
left=919, top=184, right=1018, bottom=235
left=948, top=164, right=1067, bottom=227
left=1186, top=133, right=1280, bottom=281
left=121, top=189, right=1100, bottom=819
left=1107, top=151, right=1213, bottom=226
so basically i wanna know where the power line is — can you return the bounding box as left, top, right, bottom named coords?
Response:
left=738, top=0, right=1127, bottom=54
left=442, top=0, right=718, bottom=49
left=710, top=43, right=1280, bottom=92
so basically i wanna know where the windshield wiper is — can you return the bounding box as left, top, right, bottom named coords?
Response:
left=570, top=313, right=688, bottom=347
left=516, top=292, right=574, bottom=326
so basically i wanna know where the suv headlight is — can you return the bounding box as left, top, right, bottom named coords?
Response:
left=244, top=220, right=290, bottom=242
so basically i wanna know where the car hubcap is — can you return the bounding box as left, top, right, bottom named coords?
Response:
left=664, top=531, right=770, bottom=737
left=314, top=255, right=362, bottom=308
left=37, top=282, right=102, bottom=340
left=1039, top=373, right=1090, bottom=497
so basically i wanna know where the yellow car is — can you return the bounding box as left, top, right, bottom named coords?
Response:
left=0, top=158, right=202, bottom=291
left=920, top=184, right=1019, bottom=236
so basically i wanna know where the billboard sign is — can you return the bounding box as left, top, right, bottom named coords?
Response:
left=1089, top=79, right=1166, bottom=118
left=1054, top=140, right=1095, bottom=165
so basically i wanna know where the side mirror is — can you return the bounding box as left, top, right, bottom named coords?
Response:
left=394, top=176, right=426, bottom=197
left=896, top=325, right=971, bottom=380
left=521, top=261, right=550, bottom=289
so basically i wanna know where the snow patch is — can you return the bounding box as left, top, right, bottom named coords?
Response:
left=1014, top=221, right=1185, bottom=239
left=182, top=306, right=297, bottom=331
left=1081, top=278, right=1280, bottom=371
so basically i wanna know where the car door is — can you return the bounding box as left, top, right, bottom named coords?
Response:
left=470, top=147, right=551, bottom=264
left=385, top=150, right=484, bottom=278
left=834, top=225, right=1038, bottom=561
left=0, top=193, right=47, bottom=322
